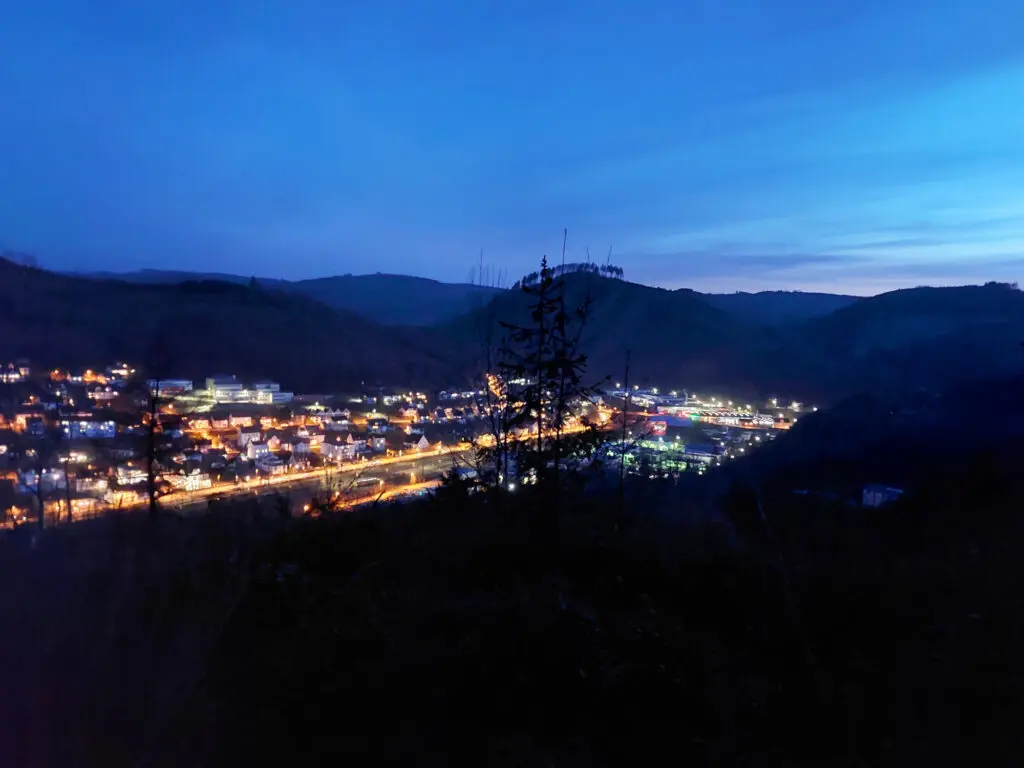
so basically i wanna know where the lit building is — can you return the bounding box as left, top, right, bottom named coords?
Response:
left=251, top=381, right=293, bottom=404
left=255, top=454, right=286, bottom=475
left=247, top=441, right=271, bottom=460
left=61, top=419, right=117, bottom=440
left=171, top=471, right=213, bottom=492
left=116, top=466, right=147, bottom=486
left=322, top=433, right=357, bottom=462
left=205, top=375, right=246, bottom=403
left=88, top=386, right=119, bottom=402
left=238, top=426, right=262, bottom=449
left=147, top=379, right=194, bottom=397
left=0, top=363, right=23, bottom=383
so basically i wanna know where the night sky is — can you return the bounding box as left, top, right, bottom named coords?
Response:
left=2, top=1, right=1023, bottom=294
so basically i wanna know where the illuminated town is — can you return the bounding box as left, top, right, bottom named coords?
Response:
left=0, top=359, right=802, bottom=526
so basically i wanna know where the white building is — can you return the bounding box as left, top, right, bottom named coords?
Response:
left=255, top=454, right=286, bottom=475
left=247, top=441, right=271, bottom=460
left=322, top=433, right=357, bottom=462
left=116, top=466, right=147, bottom=486
left=237, top=426, right=262, bottom=449
left=252, top=381, right=294, bottom=404
left=206, top=375, right=246, bottom=403
left=170, top=471, right=213, bottom=492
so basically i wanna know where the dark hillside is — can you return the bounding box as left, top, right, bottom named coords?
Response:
left=0, top=259, right=450, bottom=390
left=785, top=283, right=1024, bottom=399
left=441, top=273, right=785, bottom=397
left=700, top=290, right=859, bottom=325
left=81, top=268, right=505, bottom=326
left=725, top=373, right=1024, bottom=494
left=287, top=273, right=503, bottom=325
left=803, top=282, right=1024, bottom=354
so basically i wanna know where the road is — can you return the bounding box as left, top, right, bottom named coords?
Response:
left=121, top=424, right=593, bottom=514
left=161, top=449, right=464, bottom=512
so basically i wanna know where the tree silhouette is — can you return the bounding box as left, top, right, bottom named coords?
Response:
left=493, top=255, right=604, bottom=502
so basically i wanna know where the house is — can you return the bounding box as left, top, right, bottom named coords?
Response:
left=862, top=485, right=905, bottom=508
left=264, top=429, right=284, bottom=451
left=247, top=441, right=271, bottom=460
left=88, top=386, right=119, bottom=403
left=292, top=437, right=312, bottom=456
left=306, top=427, right=324, bottom=449
left=404, top=434, right=430, bottom=452
left=61, top=418, right=117, bottom=440
left=25, top=417, right=46, bottom=438
left=116, top=465, right=147, bottom=486
left=18, top=468, right=66, bottom=493
left=73, top=475, right=109, bottom=495
left=192, top=438, right=214, bottom=453
left=400, top=407, right=419, bottom=420
left=229, top=414, right=254, bottom=428
left=170, top=470, right=213, bottom=492
left=367, top=417, right=390, bottom=433
left=322, top=432, right=357, bottom=462
left=211, top=414, right=231, bottom=430
left=255, top=453, right=286, bottom=476
left=203, top=449, right=228, bottom=472
left=274, top=427, right=301, bottom=451
left=288, top=449, right=310, bottom=470
left=360, top=432, right=387, bottom=453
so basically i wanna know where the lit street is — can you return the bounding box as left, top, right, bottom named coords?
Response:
left=160, top=449, right=465, bottom=512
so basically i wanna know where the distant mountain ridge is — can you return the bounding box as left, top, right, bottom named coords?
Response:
left=51, top=265, right=1024, bottom=401
left=79, top=269, right=502, bottom=326
left=6, top=260, right=452, bottom=391
left=698, top=290, right=860, bottom=324
left=81, top=268, right=862, bottom=327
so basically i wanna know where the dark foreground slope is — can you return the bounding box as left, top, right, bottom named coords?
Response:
left=3, top=471, right=1023, bottom=766
left=0, top=259, right=451, bottom=390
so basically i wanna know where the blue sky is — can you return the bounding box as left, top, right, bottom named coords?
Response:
left=1, top=0, right=1023, bottom=294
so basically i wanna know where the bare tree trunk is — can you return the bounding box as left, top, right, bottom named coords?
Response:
left=62, top=455, right=73, bottom=524
left=469, top=252, right=510, bottom=490
left=619, top=350, right=631, bottom=501
left=146, top=383, right=161, bottom=520
left=60, top=397, right=74, bottom=523
left=35, top=477, right=45, bottom=531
